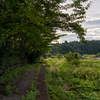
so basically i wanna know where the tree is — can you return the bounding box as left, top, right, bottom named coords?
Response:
left=51, top=40, right=100, bottom=55
left=0, top=0, right=91, bottom=65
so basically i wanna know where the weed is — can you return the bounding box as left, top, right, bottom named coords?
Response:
left=15, top=88, right=19, bottom=93
left=46, top=56, right=100, bottom=99
left=0, top=63, right=41, bottom=95
left=22, top=90, right=39, bottom=100
left=5, top=84, right=12, bottom=95
left=21, top=65, right=40, bottom=100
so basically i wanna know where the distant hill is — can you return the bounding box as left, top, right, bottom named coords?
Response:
left=51, top=40, right=100, bottom=55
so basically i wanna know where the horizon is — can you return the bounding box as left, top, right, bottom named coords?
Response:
left=58, top=39, right=100, bottom=44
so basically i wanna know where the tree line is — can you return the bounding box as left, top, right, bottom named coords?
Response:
left=51, top=40, right=100, bottom=55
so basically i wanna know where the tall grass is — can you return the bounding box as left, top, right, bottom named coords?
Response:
left=46, top=56, right=100, bottom=100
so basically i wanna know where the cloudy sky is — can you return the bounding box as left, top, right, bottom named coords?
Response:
left=58, top=0, right=100, bottom=43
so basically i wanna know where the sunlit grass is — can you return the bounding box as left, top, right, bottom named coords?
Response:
left=46, top=56, right=100, bottom=99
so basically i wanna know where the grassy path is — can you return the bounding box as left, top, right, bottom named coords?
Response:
left=0, top=63, right=50, bottom=100
left=0, top=67, right=37, bottom=100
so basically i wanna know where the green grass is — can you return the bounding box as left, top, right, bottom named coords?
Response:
left=82, top=54, right=96, bottom=59
left=45, top=56, right=100, bottom=100
left=46, top=66, right=66, bottom=100
left=22, top=89, right=38, bottom=100
left=45, top=57, right=67, bottom=100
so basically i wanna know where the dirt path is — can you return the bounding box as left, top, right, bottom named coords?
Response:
left=36, top=64, right=49, bottom=100
left=0, top=67, right=36, bottom=100
left=0, top=64, right=49, bottom=100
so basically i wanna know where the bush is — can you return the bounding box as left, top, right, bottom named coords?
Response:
left=64, top=52, right=80, bottom=66
left=96, top=53, right=100, bottom=57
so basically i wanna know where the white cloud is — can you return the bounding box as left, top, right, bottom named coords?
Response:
left=58, top=33, right=79, bottom=43
left=87, top=28, right=100, bottom=33
left=58, top=0, right=100, bottom=43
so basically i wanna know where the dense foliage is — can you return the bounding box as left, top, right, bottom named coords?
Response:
left=46, top=56, right=100, bottom=99
left=51, top=40, right=100, bottom=55
left=0, top=0, right=90, bottom=73
left=96, top=53, right=100, bottom=57
left=65, top=52, right=80, bottom=66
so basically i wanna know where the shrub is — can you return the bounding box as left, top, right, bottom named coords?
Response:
left=96, top=53, right=100, bottom=57
left=64, top=52, right=80, bottom=66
